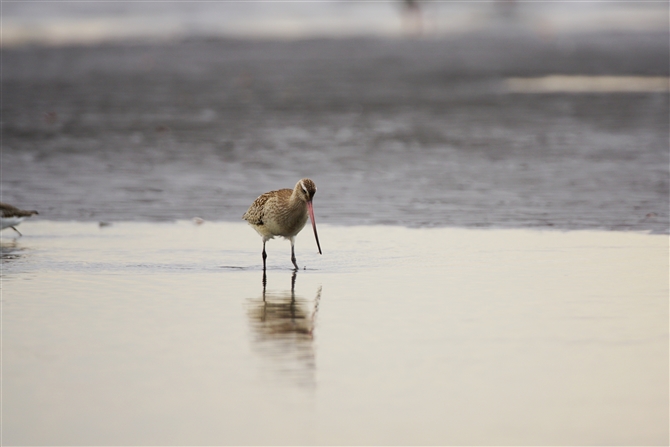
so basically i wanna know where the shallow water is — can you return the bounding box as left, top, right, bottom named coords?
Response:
left=2, top=221, right=667, bottom=445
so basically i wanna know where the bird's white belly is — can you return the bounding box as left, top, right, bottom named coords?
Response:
left=1, top=217, right=24, bottom=229
left=252, top=212, right=308, bottom=241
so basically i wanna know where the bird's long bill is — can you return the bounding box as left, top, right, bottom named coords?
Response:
left=307, top=201, right=322, bottom=255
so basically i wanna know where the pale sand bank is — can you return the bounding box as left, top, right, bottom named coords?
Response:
left=1, top=221, right=668, bottom=445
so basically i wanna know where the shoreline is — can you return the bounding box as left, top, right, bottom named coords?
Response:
left=2, top=219, right=668, bottom=235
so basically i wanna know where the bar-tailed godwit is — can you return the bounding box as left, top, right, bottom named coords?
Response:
left=243, top=178, right=322, bottom=270
left=1, top=202, right=39, bottom=236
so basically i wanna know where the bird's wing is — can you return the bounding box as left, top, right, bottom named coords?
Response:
left=0, top=203, right=17, bottom=217
left=0, top=203, right=39, bottom=217
left=242, top=188, right=293, bottom=226
left=242, top=192, right=272, bottom=225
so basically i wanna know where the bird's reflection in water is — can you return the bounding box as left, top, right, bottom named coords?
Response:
left=1, top=239, right=22, bottom=262
left=247, top=270, right=322, bottom=388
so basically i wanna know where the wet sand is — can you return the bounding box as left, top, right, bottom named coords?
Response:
left=2, top=221, right=667, bottom=445
left=2, top=33, right=668, bottom=232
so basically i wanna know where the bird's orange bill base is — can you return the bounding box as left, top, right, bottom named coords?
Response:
left=307, top=201, right=322, bottom=255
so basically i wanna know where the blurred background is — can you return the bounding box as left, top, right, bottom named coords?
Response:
left=3, top=1, right=667, bottom=44
left=2, top=1, right=668, bottom=231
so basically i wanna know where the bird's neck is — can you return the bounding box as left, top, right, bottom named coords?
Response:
left=288, top=190, right=307, bottom=213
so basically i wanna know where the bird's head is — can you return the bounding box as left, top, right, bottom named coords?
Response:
left=295, top=178, right=317, bottom=203
left=295, top=178, right=321, bottom=255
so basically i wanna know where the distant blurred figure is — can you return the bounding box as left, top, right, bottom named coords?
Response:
left=495, top=0, right=517, bottom=18
left=401, top=0, right=423, bottom=36
left=1, top=202, right=39, bottom=236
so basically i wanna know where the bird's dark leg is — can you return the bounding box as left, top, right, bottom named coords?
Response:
left=262, top=241, right=267, bottom=270
left=290, top=238, right=299, bottom=270
left=10, top=226, right=22, bottom=237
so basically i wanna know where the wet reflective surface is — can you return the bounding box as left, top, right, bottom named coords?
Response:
left=2, top=221, right=667, bottom=444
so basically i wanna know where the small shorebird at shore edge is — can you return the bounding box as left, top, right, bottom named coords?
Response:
left=243, top=178, right=322, bottom=270
left=1, top=202, right=39, bottom=236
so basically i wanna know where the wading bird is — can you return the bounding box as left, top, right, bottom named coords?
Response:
left=1, top=202, right=39, bottom=236
left=243, top=178, right=322, bottom=270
